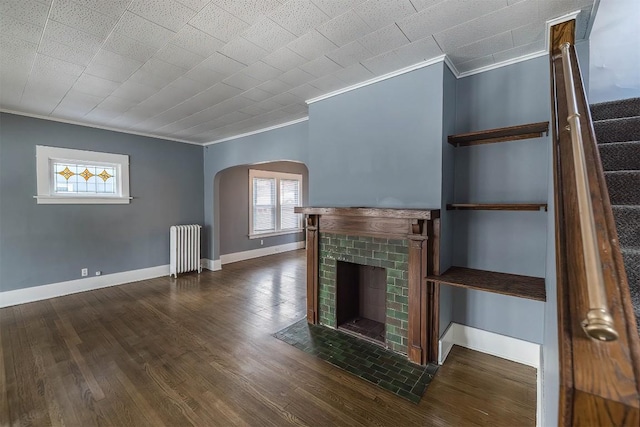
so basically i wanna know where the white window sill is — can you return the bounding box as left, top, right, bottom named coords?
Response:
left=34, top=196, right=132, bottom=204
left=249, top=229, right=304, bottom=239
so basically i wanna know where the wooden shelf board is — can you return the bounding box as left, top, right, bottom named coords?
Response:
left=448, top=122, right=549, bottom=147
left=427, top=267, right=546, bottom=301
left=447, top=203, right=548, bottom=211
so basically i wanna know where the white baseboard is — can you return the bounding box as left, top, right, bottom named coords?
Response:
left=0, top=264, right=169, bottom=308
left=439, top=322, right=542, bottom=427
left=200, top=258, right=221, bottom=271
left=220, top=241, right=305, bottom=265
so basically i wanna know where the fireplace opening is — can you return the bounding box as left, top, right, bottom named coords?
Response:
left=336, top=261, right=386, bottom=344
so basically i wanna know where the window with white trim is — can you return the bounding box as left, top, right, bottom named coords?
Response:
left=35, top=145, right=131, bottom=204
left=249, top=170, right=303, bottom=238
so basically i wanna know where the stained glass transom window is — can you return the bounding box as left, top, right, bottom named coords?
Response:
left=54, top=163, right=117, bottom=195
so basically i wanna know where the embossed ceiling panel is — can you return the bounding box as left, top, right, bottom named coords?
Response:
left=0, top=0, right=596, bottom=144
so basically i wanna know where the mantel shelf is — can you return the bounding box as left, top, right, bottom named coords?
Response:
left=447, top=203, right=548, bottom=211
left=448, top=121, right=549, bottom=147
left=427, top=267, right=546, bottom=301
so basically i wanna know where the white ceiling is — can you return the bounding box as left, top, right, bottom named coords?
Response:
left=0, top=0, right=596, bottom=145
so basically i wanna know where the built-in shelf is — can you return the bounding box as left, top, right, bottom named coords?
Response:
left=447, top=203, right=548, bottom=211
left=427, top=267, right=546, bottom=301
left=448, top=121, right=549, bottom=147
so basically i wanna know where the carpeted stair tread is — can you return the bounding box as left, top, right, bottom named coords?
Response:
left=621, top=248, right=640, bottom=333
left=612, top=206, right=640, bottom=249
left=594, top=116, right=640, bottom=143
left=605, top=171, right=640, bottom=205
left=590, top=97, right=640, bottom=121
left=599, top=141, right=640, bottom=171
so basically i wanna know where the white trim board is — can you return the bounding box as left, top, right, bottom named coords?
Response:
left=220, top=241, right=305, bottom=265
left=439, top=322, right=542, bottom=427
left=0, top=265, right=170, bottom=308
left=204, top=117, right=309, bottom=145
left=201, top=258, right=222, bottom=271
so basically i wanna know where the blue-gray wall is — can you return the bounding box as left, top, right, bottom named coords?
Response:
left=307, top=63, right=444, bottom=209
left=218, top=161, right=308, bottom=255
left=0, top=113, right=203, bottom=292
left=203, top=121, right=308, bottom=260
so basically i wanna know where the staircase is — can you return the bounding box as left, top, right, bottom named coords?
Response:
left=591, top=97, right=640, bottom=333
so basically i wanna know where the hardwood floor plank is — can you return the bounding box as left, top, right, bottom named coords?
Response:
left=1, top=250, right=536, bottom=426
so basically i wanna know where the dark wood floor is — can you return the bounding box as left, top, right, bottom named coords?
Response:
left=1, top=250, right=536, bottom=426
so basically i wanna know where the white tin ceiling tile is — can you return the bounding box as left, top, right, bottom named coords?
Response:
left=447, top=31, right=513, bottom=63
left=326, top=40, right=373, bottom=67
left=334, top=62, right=373, bottom=84
left=54, top=89, right=103, bottom=117
left=170, top=25, right=225, bottom=57
left=310, top=0, right=366, bottom=18
left=218, top=38, right=268, bottom=66
left=262, top=47, right=307, bottom=71
left=455, top=54, right=495, bottom=73
left=358, top=24, right=410, bottom=56
left=189, top=83, right=243, bottom=108
left=309, top=74, right=346, bottom=92
left=103, top=32, right=158, bottom=63
left=393, top=35, right=442, bottom=64
left=433, top=0, right=536, bottom=52
left=154, top=43, right=205, bottom=69
left=110, top=80, right=157, bottom=102
left=129, top=0, right=197, bottom=32
left=278, top=67, right=315, bottom=87
left=92, top=49, right=143, bottom=73
left=68, top=0, right=130, bottom=18
left=492, top=39, right=544, bottom=63
left=0, top=15, right=43, bottom=44
left=92, top=95, right=136, bottom=113
left=32, top=52, right=85, bottom=77
left=240, top=102, right=270, bottom=116
left=0, top=0, right=50, bottom=27
left=242, top=61, right=283, bottom=81
left=116, top=12, right=175, bottom=49
left=175, top=0, right=211, bottom=11
left=270, top=0, right=330, bottom=36
left=131, top=60, right=186, bottom=88
left=537, top=0, right=581, bottom=21
left=408, top=0, right=447, bottom=12
left=50, top=0, right=118, bottom=38
left=286, top=83, right=323, bottom=99
left=84, top=62, right=138, bottom=83
left=269, top=91, right=300, bottom=106
left=72, top=74, right=120, bottom=98
left=84, top=98, right=135, bottom=121
left=38, top=38, right=96, bottom=66
left=223, top=71, right=263, bottom=91
left=287, top=30, right=337, bottom=61
left=43, top=21, right=104, bottom=54
left=184, top=64, right=227, bottom=86
left=361, top=50, right=404, bottom=75
left=299, top=55, right=342, bottom=78
left=257, top=78, right=292, bottom=94
left=511, top=22, right=544, bottom=46
left=241, top=87, right=274, bottom=102
left=354, top=0, right=416, bottom=30
left=212, top=0, right=282, bottom=25
left=20, top=92, right=63, bottom=115
left=398, top=0, right=507, bottom=42
left=0, top=35, right=38, bottom=63
left=254, top=98, right=285, bottom=112
left=242, top=18, right=296, bottom=52
left=280, top=102, right=308, bottom=114
left=189, top=3, right=249, bottom=42
left=317, top=10, right=371, bottom=46
left=0, top=84, right=26, bottom=109
left=200, top=52, right=246, bottom=77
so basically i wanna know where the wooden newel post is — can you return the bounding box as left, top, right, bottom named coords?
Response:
left=305, top=215, right=319, bottom=324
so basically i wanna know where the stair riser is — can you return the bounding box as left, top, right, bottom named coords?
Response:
left=621, top=250, right=640, bottom=333
left=594, top=116, right=640, bottom=143
left=613, top=207, right=640, bottom=248
left=590, top=97, right=640, bottom=121
left=599, top=142, right=640, bottom=171
left=605, top=172, right=640, bottom=205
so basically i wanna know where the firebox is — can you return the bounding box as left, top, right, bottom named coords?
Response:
left=336, top=261, right=387, bottom=344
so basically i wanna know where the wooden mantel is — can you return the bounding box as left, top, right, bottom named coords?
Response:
left=294, top=206, right=441, bottom=365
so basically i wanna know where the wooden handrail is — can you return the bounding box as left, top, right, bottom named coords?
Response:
left=550, top=20, right=639, bottom=426
left=558, top=42, right=617, bottom=342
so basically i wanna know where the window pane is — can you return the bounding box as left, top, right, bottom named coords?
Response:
left=253, top=178, right=276, bottom=232
left=280, top=179, right=300, bottom=230
left=53, top=162, right=117, bottom=195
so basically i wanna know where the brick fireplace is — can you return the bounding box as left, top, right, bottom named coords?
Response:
left=294, top=207, right=441, bottom=365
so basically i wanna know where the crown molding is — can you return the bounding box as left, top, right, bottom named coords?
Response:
left=306, top=55, right=447, bottom=104
left=204, top=116, right=309, bottom=146
left=0, top=109, right=203, bottom=146
left=457, top=50, right=548, bottom=78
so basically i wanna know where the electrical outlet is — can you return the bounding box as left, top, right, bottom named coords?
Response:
left=95, top=271, right=101, bottom=276
left=81, top=268, right=88, bottom=277
left=260, top=239, right=264, bottom=245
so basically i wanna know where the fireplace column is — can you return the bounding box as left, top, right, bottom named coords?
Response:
left=305, top=214, right=319, bottom=324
